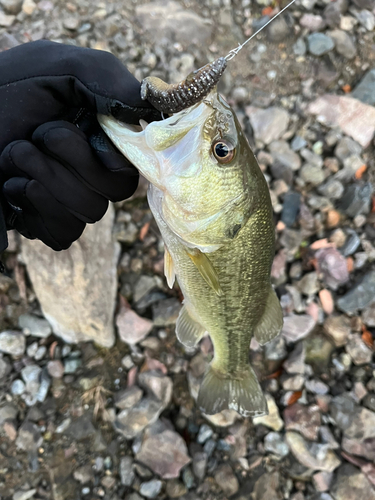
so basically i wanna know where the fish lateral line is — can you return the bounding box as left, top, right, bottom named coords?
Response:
left=140, top=0, right=297, bottom=114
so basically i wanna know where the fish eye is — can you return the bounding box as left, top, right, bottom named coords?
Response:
left=212, top=139, right=235, bottom=164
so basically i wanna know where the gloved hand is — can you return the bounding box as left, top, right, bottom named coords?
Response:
left=0, top=40, right=160, bottom=251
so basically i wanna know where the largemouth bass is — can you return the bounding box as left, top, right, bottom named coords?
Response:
left=98, top=90, right=283, bottom=417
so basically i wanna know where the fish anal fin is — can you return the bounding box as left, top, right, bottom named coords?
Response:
left=254, top=286, right=283, bottom=346
left=164, top=247, right=175, bottom=289
left=176, top=305, right=206, bottom=348
left=197, top=364, right=267, bottom=418
left=186, top=248, right=223, bottom=297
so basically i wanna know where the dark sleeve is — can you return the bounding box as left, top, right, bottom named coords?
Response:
left=0, top=203, right=8, bottom=253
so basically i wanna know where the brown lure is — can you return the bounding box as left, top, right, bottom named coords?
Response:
left=140, top=0, right=297, bottom=115
left=140, top=57, right=227, bottom=114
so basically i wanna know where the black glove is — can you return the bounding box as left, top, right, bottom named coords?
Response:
left=0, top=40, right=160, bottom=252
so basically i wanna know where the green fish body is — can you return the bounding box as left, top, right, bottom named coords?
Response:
left=99, top=90, right=283, bottom=417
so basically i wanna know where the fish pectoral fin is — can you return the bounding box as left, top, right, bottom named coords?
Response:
left=164, top=247, right=175, bottom=289
left=197, top=364, right=267, bottom=418
left=254, top=286, right=283, bottom=345
left=186, top=248, right=223, bottom=297
left=176, top=304, right=206, bottom=348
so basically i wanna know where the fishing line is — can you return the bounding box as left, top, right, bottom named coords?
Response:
left=224, top=0, right=298, bottom=62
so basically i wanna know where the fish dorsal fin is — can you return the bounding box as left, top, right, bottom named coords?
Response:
left=176, top=304, right=206, bottom=348
left=186, top=248, right=223, bottom=297
left=164, top=247, right=175, bottom=289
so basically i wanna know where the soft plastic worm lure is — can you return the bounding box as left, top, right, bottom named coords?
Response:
left=140, top=0, right=297, bottom=114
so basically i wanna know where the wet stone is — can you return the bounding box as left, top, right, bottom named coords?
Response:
left=139, top=479, right=162, bottom=499
left=323, top=315, right=351, bottom=347
left=120, top=456, right=135, bottom=486
left=246, top=106, right=290, bottom=145
left=284, top=403, right=321, bottom=441
left=264, top=431, right=290, bottom=457
left=282, top=314, right=316, bottom=343
left=330, top=464, right=375, bottom=500
left=315, top=247, right=349, bottom=291
left=115, top=386, right=143, bottom=410
left=286, top=432, right=341, bottom=472
left=337, top=269, right=375, bottom=314
left=214, top=464, right=239, bottom=497
left=152, top=298, right=181, bottom=326
left=136, top=425, right=190, bottom=479
left=0, top=331, right=25, bottom=356
left=281, top=192, right=301, bottom=228
left=339, top=183, right=373, bottom=217
left=253, top=394, right=283, bottom=431
left=197, top=424, right=213, bottom=444
left=329, top=30, right=356, bottom=59
left=307, top=33, right=335, bottom=56
left=356, top=9, right=375, bottom=31
left=345, top=334, right=373, bottom=365
left=18, top=313, right=51, bottom=338
left=114, top=398, right=164, bottom=440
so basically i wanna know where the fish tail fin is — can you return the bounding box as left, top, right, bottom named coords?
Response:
left=197, top=364, right=267, bottom=418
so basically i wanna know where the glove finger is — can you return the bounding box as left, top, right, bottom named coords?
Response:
left=32, top=121, right=139, bottom=202
left=0, top=139, right=108, bottom=223
left=4, top=177, right=85, bottom=250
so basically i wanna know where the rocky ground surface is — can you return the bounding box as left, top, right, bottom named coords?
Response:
left=0, top=0, right=375, bottom=499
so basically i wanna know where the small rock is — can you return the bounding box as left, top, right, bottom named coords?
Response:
left=152, top=298, right=181, bottom=326
left=285, top=431, right=341, bottom=472
left=282, top=375, right=304, bottom=392
left=318, top=179, right=344, bottom=200
left=13, top=490, right=37, bottom=500
left=246, top=106, right=290, bottom=145
left=307, top=33, right=335, bottom=56
left=330, top=464, right=375, bottom=500
left=313, top=471, right=333, bottom=492
left=138, top=371, right=172, bottom=408
left=192, top=451, right=207, bottom=480
left=139, top=479, right=162, bottom=499
left=293, top=38, right=307, bottom=56
left=356, top=9, right=375, bottom=31
left=345, top=334, right=373, bottom=365
left=308, top=95, right=375, bottom=148
left=315, top=247, right=349, bottom=291
left=65, top=415, right=96, bottom=441
left=120, top=456, right=135, bottom=486
left=47, top=360, right=64, bottom=379
left=264, top=432, right=290, bottom=457
left=197, top=424, right=213, bottom=444
left=323, top=315, right=351, bottom=347
left=319, top=289, right=334, bottom=315
left=115, top=386, right=143, bottom=410
left=281, top=192, right=301, bottom=228
left=203, top=409, right=239, bottom=427
left=136, top=425, right=191, bottom=479
left=337, top=269, right=375, bottom=314
left=0, top=11, right=15, bottom=25
left=64, top=357, right=82, bottom=374
left=73, top=465, right=93, bottom=484
left=252, top=471, right=282, bottom=500
left=165, top=479, right=187, bottom=498
left=18, top=314, right=51, bottom=338
left=324, top=3, right=341, bottom=27
left=300, top=164, right=325, bottom=186
left=21, top=365, right=41, bottom=404
left=16, top=421, right=42, bottom=452
left=329, top=30, right=356, bottom=59
left=0, top=0, right=22, bottom=14
left=0, top=404, right=18, bottom=424
left=300, top=13, right=325, bottom=31
left=253, top=394, right=283, bottom=431
left=284, top=403, right=321, bottom=440
left=63, top=16, right=79, bottom=30
left=22, top=0, right=36, bottom=15
left=297, top=272, right=319, bottom=296
left=214, top=464, right=239, bottom=497
left=335, top=137, right=362, bottom=162
left=0, top=331, right=25, bottom=356
left=116, top=301, right=153, bottom=345
left=363, top=302, right=375, bottom=327
left=305, top=379, right=329, bottom=395
left=114, top=398, right=164, bottom=439
left=284, top=342, right=306, bottom=374
left=339, top=183, right=373, bottom=217
left=305, top=334, right=334, bottom=371
left=282, top=314, right=316, bottom=343
left=11, top=379, right=25, bottom=396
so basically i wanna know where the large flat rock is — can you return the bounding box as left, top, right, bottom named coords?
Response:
left=21, top=205, right=120, bottom=347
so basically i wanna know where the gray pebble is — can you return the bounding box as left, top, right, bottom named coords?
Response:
left=329, top=29, right=356, bottom=59
left=351, top=68, right=375, bottom=106
left=11, top=379, right=25, bottom=396
left=264, top=432, right=290, bottom=457
left=0, top=331, right=25, bottom=357
left=339, top=183, right=373, bottom=217
left=307, top=33, right=335, bottom=56
left=197, top=424, right=213, bottom=444
left=18, top=313, right=52, bottom=338
left=281, top=192, right=301, bottom=228
left=291, top=135, right=307, bottom=151
left=356, top=9, right=375, bottom=31
left=139, top=479, right=162, bottom=498
left=64, top=357, right=82, bottom=374
left=120, top=456, right=135, bottom=486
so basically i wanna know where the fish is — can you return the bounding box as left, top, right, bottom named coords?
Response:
left=98, top=89, right=283, bottom=417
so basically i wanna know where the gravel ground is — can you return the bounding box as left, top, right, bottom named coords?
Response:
left=0, top=0, right=375, bottom=499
